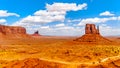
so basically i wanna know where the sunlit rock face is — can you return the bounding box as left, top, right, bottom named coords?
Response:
left=0, top=25, right=30, bottom=39
left=85, top=24, right=99, bottom=35
left=0, top=25, right=26, bottom=35
left=74, top=24, right=112, bottom=44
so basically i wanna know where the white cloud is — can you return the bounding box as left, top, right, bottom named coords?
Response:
left=11, top=3, right=120, bottom=36
left=99, top=11, right=114, bottom=16
left=46, top=3, right=87, bottom=11
left=22, top=22, right=84, bottom=36
left=34, top=10, right=66, bottom=16
left=40, top=26, right=50, bottom=29
left=12, top=3, right=87, bottom=36
left=0, top=10, right=20, bottom=17
left=117, top=16, right=120, bottom=20
left=0, top=19, right=6, bottom=24
left=13, top=3, right=87, bottom=25
left=27, top=25, right=84, bottom=36
left=19, top=15, right=65, bottom=24
left=78, top=17, right=117, bottom=26
left=67, top=19, right=81, bottom=23
left=55, top=23, right=65, bottom=27
left=99, top=24, right=120, bottom=36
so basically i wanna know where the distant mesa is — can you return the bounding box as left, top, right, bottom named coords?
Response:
left=0, top=25, right=26, bottom=34
left=31, top=31, right=41, bottom=36
left=74, top=24, right=112, bottom=44
left=0, top=24, right=29, bottom=38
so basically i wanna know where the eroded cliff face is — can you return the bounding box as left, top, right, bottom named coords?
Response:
left=0, top=25, right=26, bottom=35
left=85, top=24, right=99, bottom=34
left=0, top=25, right=29, bottom=39
left=74, top=24, right=112, bottom=44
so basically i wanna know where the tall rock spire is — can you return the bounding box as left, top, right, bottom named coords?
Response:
left=97, top=25, right=99, bottom=34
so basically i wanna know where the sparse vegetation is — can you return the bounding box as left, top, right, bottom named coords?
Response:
left=0, top=36, right=120, bottom=68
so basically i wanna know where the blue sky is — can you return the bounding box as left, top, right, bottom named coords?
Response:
left=0, top=0, right=120, bottom=36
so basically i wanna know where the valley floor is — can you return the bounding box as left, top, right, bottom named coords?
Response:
left=0, top=36, right=120, bottom=68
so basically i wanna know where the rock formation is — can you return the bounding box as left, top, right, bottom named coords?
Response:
left=85, top=24, right=99, bottom=34
left=31, top=31, right=41, bottom=36
left=0, top=24, right=28, bottom=38
left=74, top=24, right=112, bottom=44
left=0, top=25, right=26, bottom=35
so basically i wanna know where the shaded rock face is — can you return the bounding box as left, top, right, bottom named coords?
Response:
left=74, top=24, right=112, bottom=44
left=32, top=31, right=41, bottom=36
left=34, top=31, right=39, bottom=34
left=0, top=25, right=26, bottom=35
left=85, top=24, right=99, bottom=34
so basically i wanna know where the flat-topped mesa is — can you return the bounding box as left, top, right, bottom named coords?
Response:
left=0, top=25, right=26, bottom=35
left=85, top=24, right=99, bottom=35
left=0, top=25, right=30, bottom=39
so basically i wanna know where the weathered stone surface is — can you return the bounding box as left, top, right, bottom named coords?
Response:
left=0, top=25, right=26, bottom=35
left=74, top=24, right=112, bottom=44
left=85, top=24, right=99, bottom=34
left=0, top=24, right=29, bottom=39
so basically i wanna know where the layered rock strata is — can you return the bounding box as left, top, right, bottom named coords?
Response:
left=0, top=25, right=28, bottom=38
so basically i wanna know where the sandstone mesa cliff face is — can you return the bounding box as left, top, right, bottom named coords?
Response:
left=85, top=24, right=99, bottom=34
left=74, top=24, right=112, bottom=44
left=0, top=25, right=26, bottom=35
left=0, top=25, right=28, bottom=39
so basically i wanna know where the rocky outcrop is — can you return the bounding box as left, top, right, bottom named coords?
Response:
left=85, top=24, right=99, bottom=34
left=31, top=31, right=41, bottom=36
left=0, top=25, right=26, bottom=35
left=74, top=24, right=112, bottom=44
left=0, top=25, right=29, bottom=39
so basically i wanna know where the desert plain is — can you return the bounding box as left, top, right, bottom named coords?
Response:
left=0, top=24, right=120, bottom=68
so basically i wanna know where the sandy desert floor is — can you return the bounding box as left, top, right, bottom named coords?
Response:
left=0, top=36, right=120, bottom=68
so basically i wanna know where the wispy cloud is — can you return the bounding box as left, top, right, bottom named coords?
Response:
left=0, top=10, right=20, bottom=17
left=99, top=11, right=115, bottom=16
left=0, top=19, right=6, bottom=24
left=78, top=17, right=117, bottom=26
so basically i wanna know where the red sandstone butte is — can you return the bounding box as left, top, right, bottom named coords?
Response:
left=74, top=24, right=112, bottom=44
left=85, top=24, right=99, bottom=34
